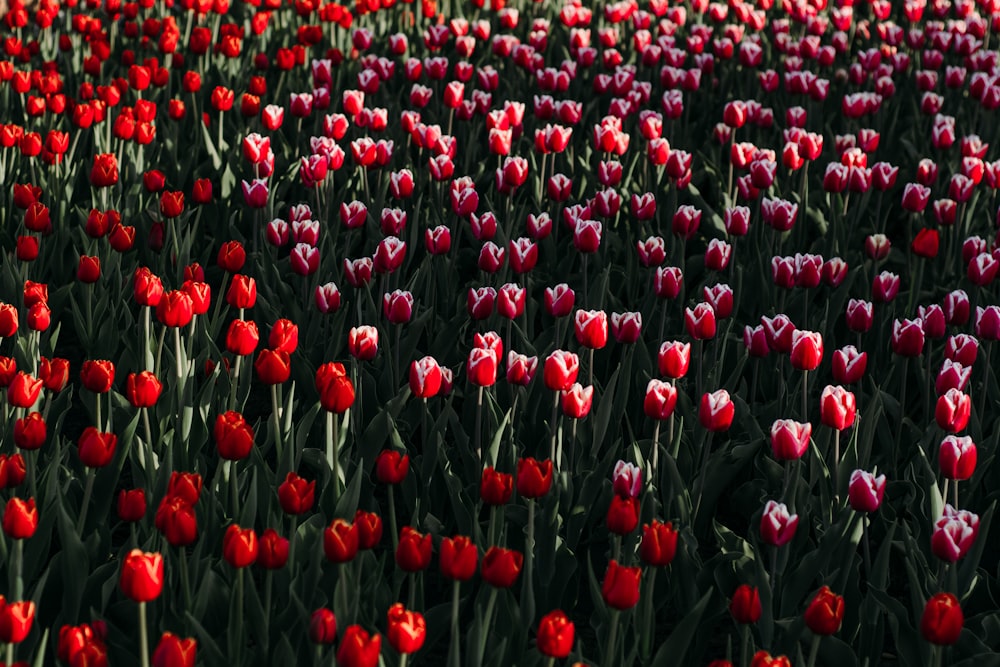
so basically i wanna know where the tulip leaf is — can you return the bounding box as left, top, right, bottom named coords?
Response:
left=649, top=589, right=713, bottom=667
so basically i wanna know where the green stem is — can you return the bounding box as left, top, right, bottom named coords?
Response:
left=234, top=568, right=244, bottom=665
left=327, top=411, right=339, bottom=505
left=523, top=498, right=536, bottom=625
left=76, top=468, right=96, bottom=533
left=448, top=579, right=461, bottom=667
left=549, top=391, right=559, bottom=462
left=388, top=485, right=399, bottom=555
left=641, top=568, right=657, bottom=659
left=229, top=460, right=239, bottom=518
left=740, top=624, right=750, bottom=667
left=271, top=384, right=283, bottom=467
left=805, top=634, right=821, bottom=667
left=475, top=385, right=484, bottom=467
left=603, top=609, right=620, bottom=667
left=139, top=602, right=151, bottom=667
left=180, top=547, right=192, bottom=611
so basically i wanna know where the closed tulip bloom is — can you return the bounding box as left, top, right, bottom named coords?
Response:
left=610, top=461, right=642, bottom=499
left=156, top=290, right=194, bottom=328
left=214, top=411, right=254, bottom=461
left=323, top=519, right=359, bottom=563
left=640, top=520, right=678, bottom=567
left=222, top=524, right=258, bottom=568
left=348, top=326, right=378, bottom=361
left=601, top=560, right=641, bottom=610
left=155, top=496, right=198, bottom=547
left=654, top=266, right=684, bottom=299
left=790, top=330, right=823, bottom=370
left=152, top=633, right=196, bottom=667
left=255, top=349, right=291, bottom=385
left=848, top=470, right=886, bottom=513
left=574, top=310, right=608, bottom=349
left=268, top=319, right=299, bottom=354
left=931, top=505, right=979, bottom=562
left=440, top=536, right=478, bottom=581
left=537, top=610, right=574, bottom=659
left=544, top=284, right=575, bottom=317
left=78, top=428, right=117, bottom=468
left=375, top=450, right=409, bottom=485
left=0, top=303, right=18, bottom=337
left=80, top=360, right=114, bottom=393
left=921, top=593, right=963, bottom=645
left=498, top=284, right=526, bottom=320
left=355, top=510, right=383, bottom=550
left=943, top=290, right=970, bottom=326
left=935, top=360, right=971, bottom=395
left=506, top=352, right=538, bottom=386
left=804, top=586, right=845, bottom=635
left=387, top=604, right=426, bottom=655
left=467, top=348, right=498, bottom=387
left=167, top=472, right=203, bottom=505
left=730, top=585, right=762, bottom=624
left=315, top=362, right=354, bottom=413
left=685, top=302, right=717, bottom=340
left=225, top=319, right=259, bottom=356
left=481, top=546, right=523, bottom=587
left=226, top=275, right=257, bottom=309
left=845, top=299, right=873, bottom=333
left=117, top=489, right=147, bottom=522
left=610, top=311, right=642, bottom=343
left=383, top=290, right=414, bottom=324
left=760, top=500, right=798, bottom=547
left=480, top=468, right=514, bottom=506
left=939, top=435, right=976, bottom=481
left=975, top=306, right=1000, bottom=341
left=278, top=472, right=315, bottom=515
left=7, top=372, right=42, bottom=409
left=0, top=599, right=35, bottom=644
left=126, top=371, right=163, bottom=408
left=13, top=412, right=45, bottom=451
left=336, top=625, right=381, bottom=667
left=543, top=350, right=579, bottom=391
left=770, top=419, right=812, bottom=460
left=832, top=346, right=867, bottom=384
left=872, top=271, right=900, bottom=303
left=820, top=385, right=856, bottom=430
left=607, top=495, right=640, bottom=535
left=410, top=357, right=442, bottom=398
left=936, top=389, right=971, bottom=433
left=561, top=383, right=593, bottom=419
left=314, top=283, right=341, bottom=314
left=700, top=390, right=734, bottom=431
left=658, top=341, right=691, bottom=378
left=257, top=528, right=289, bottom=570
left=891, top=318, right=925, bottom=357
left=396, top=526, right=432, bottom=572
left=704, top=284, right=734, bottom=319
left=2, top=497, right=37, bottom=539
left=0, top=455, right=25, bottom=490
left=309, top=609, right=337, bottom=644
left=517, top=457, right=553, bottom=498
left=120, top=549, right=164, bottom=602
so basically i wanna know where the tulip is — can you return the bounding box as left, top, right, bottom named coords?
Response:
left=277, top=472, right=315, bottom=515
left=120, top=550, right=164, bottom=602
left=383, top=290, right=414, bottom=324
left=323, top=519, right=359, bottom=563
left=348, top=326, right=378, bottom=361
left=0, top=599, right=35, bottom=644
left=410, top=357, right=443, bottom=398
left=375, top=450, right=409, bottom=485
left=517, top=458, right=553, bottom=499
left=309, top=609, right=337, bottom=644
left=151, top=633, right=196, bottom=667
left=222, top=524, right=258, bottom=568
left=537, top=610, right=574, bottom=659
left=2, top=497, right=37, bottom=539
left=760, top=500, right=798, bottom=547
left=639, top=520, right=678, bottom=567
left=935, top=389, right=971, bottom=433
left=440, top=536, right=478, bottom=581
left=891, top=318, right=925, bottom=357
left=939, top=435, right=976, bottom=481
left=117, top=489, right=147, bottom=522
left=831, top=346, right=867, bottom=384
left=699, top=390, right=734, bottom=431
left=354, top=510, right=382, bottom=551
left=921, top=593, right=963, bottom=645
left=574, top=310, right=608, bottom=349
left=845, top=299, right=873, bottom=333
left=761, top=314, right=796, bottom=354
left=561, top=383, right=593, bottom=419
left=931, top=505, right=979, bottom=562
left=790, top=330, right=823, bottom=370
left=601, top=560, right=641, bottom=609
left=214, top=411, right=254, bottom=461
left=387, top=604, right=426, bottom=655
left=480, top=547, right=523, bottom=588
left=396, top=526, right=432, bottom=572
left=12, top=412, right=45, bottom=451
left=467, top=348, right=498, bottom=387
left=730, top=585, right=762, bottom=624
left=804, top=586, right=845, bottom=635
left=848, top=470, right=886, bottom=513
left=770, top=419, right=811, bottom=461
left=685, top=302, right=717, bottom=340
left=337, top=626, right=381, bottom=667
left=155, top=496, right=198, bottom=547
left=480, top=468, right=513, bottom=506
left=654, top=266, right=684, bottom=299
left=750, top=651, right=791, bottom=667
left=315, top=362, right=354, bottom=413
left=658, top=341, right=691, bottom=378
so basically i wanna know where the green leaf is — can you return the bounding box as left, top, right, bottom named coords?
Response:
left=649, top=589, right=713, bottom=667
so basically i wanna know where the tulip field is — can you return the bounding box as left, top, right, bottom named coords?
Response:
left=4, top=0, right=1000, bottom=664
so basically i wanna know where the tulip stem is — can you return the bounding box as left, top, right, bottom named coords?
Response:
left=399, top=655, right=408, bottom=667
left=4, top=642, right=11, bottom=667
left=833, top=429, right=841, bottom=505
left=805, top=634, right=821, bottom=667
left=448, top=579, right=461, bottom=667
left=271, top=384, right=284, bottom=468
left=862, top=517, right=872, bottom=580
left=180, top=547, right=192, bottom=611
left=523, top=498, right=536, bottom=626
left=740, top=624, right=750, bottom=667
left=603, top=609, right=620, bottom=667
left=233, top=569, right=244, bottom=666
left=641, top=568, right=657, bottom=660
left=549, top=392, right=559, bottom=464
left=138, top=602, right=151, bottom=667
left=650, top=421, right=661, bottom=492
left=477, top=587, right=499, bottom=662
left=77, top=467, right=96, bottom=534
left=801, top=370, right=808, bottom=423
left=327, top=411, right=339, bottom=505
left=12, top=540, right=23, bottom=602
left=475, top=385, right=484, bottom=468
left=229, top=355, right=242, bottom=412
left=229, top=460, right=239, bottom=519
left=388, top=485, right=399, bottom=555
left=144, top=305, right=154, bottom=372
left=142, top=407, right=155, bottom=484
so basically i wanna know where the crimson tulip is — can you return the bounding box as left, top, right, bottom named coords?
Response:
left=921, top=593, right=963, bottom=645
left=120, top=550, right=164, bottom=602
left=396, top=527, right=432, bottom=572
left=536, top=610, right=574, bottom=659
left=804, top=586, right=845, bottom=635
left=730, top=585, right=761, bottom=624
left=278, top=472, right=316, bottom=515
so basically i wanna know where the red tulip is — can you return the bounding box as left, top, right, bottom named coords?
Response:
left=804, top=586, right=845, bottom=635
left=222, top=524, right=258, bottom=568
left=517, top=458, right=553, bottom=498
left=0, top=599, right=35, bottom=644
left=120, top=550, right=164, bottom=602
left=820, top=385, right=856, bottom=430
left=939, top=435, right=976, bottom=481
left=214, top=411, right=254, bottom=461
left=336, top=625, right=381, bottom=667
left=536, top=610, right=574, bottom=659
left=921, top=593, right=963, bottom=645
left=790, top=330, right=823, bottom=370
left=931, top=505, right=979, bottom=562
left=480, top=468, right=513, bottom=506
left=439, top=536, right=478, bottom=581
left=730, top=585, right=762, bottom=624
left=117, top=489, right=147, bottom=522
left=78, top=427, right=117, bottom=468
left=386, top=603, right=426, bottom=655
left=12, top=412, right=45, bottom=451
left=935, top=389, right=971, bottom=433
left=152, top=633, right=196, bottom=667
left=309, top=609, right=337, bottom=644
left=278, top=472, right=315, bottom=515
left=574, top=309, right=608, bottom=349
left=155, top=496, right=198, bottom=547
left=760, top=500, right=798, bottom=547
left=770, top=419, right=811, bottom=461
left=2, top=497, right=37, bottom=539
left=601, top=560, right=641, bottom=609
left=323, top=519, right=359, bottom=563
left=315, top=362, right=354, bottom=413
left=480, top=546, right=523, bottom=588
left=375, top=450, right=409, bottom=485
left=639, top=520, right=678, bottom=567
left=543, top=350, right=579, bottom=391
left=699, top=390, right=734, bottom=431
left=396, top=526, right=432, bottom=572
left=847, top=470, right=886, bottom=513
